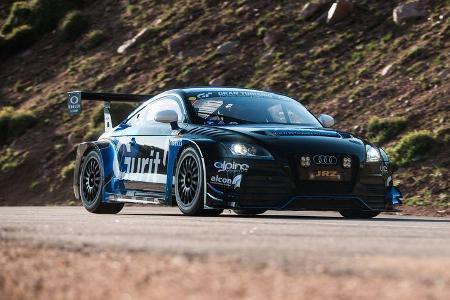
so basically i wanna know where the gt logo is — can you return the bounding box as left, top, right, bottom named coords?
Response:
left=315, top=170, right=338, bottom=177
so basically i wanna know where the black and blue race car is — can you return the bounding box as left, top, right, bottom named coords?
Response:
left=67, top=87, right=402, bottom=218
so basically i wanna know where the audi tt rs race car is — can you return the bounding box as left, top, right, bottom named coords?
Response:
left=67, top=87, right=402, bottom=218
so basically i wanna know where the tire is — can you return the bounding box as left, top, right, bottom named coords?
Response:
left=233, top=209, right=267, bottom=216
left=79, top=150, right=124, bottom=214
left=339, top=210, right=380, bottom=219
left=175, top=147, right=205, bottom=216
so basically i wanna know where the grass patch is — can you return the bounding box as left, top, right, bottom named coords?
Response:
left=402, top=46, right=429, bottom=64
left=367, top=116, right=407, bottom=144
left=81, top=29, right=105, bottom=50
left=58, top=10, right=88, bottom=42
left=0, top=107, right=37, bottom=145
left=388, top=130, right=438, bottom=167
left=60, top=161, right=75, bottom=179
left=0, top=148, right=28, bottom=173
left=0, top=0, right=87, bottom=57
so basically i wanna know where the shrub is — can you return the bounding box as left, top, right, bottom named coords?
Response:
left=1, top=1, right=34, bottom=35
left=388, top=130, right=438, bottom=167
left=367, top=116, right=407, bottom=144
left=0, top=0, right=88, bottom=57
left=402, top=46, right=429, bottom=64
left=60, top=161, right=75, bottom=179
left=0, top=107, right=37, bottom=145
left=58, top=10, right=88, bottom=42
left=0, top=25, right=36, bottom=56
left=81, top=29, right=105, bottom=50
left=0, top=148, right=28, bottom=173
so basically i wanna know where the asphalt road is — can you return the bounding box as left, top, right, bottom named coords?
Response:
left=2, top=206, right=450, bottom=300
left=1, top=206, right=450, bottom=270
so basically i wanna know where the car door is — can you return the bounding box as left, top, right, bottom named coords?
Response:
left=120, top=96, right=184, bottom=192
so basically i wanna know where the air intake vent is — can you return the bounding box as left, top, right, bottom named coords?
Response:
left=258, top=129, right=341, bottom=138
left=188, top=127, right=232, bottom=138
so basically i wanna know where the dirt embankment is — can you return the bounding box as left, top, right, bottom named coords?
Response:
left=1, top=239, right=449, bottom=300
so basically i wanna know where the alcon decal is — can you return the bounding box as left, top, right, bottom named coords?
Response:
left=214, top=161, right=249, bottom=173
left=210, top=174, right=242, bottom=189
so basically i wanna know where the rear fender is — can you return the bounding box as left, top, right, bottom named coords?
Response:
left=73, top=139, right=123, bottom=202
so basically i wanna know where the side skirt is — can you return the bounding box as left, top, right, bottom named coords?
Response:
left=107, top=190, right=165, bottom=205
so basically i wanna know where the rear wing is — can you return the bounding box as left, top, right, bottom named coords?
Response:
left=67, top=91, right=152, bottom=132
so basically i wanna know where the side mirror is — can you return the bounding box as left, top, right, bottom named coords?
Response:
left=318, top=114, right=335, bottom=128
left=154, top=110, right=178, bottom=124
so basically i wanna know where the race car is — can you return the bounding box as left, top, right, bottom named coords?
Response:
left=67, top=87, right=402, bottom=218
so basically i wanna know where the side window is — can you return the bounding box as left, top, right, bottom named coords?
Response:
left=144, top=98, right=183, bottom=124
left=126, top=109, right=143, bottom=126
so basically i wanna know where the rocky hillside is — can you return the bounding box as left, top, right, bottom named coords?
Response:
left=0, top=0, right=448, bottom=212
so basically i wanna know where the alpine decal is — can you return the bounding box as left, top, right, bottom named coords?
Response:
left=214, top=161, right=249, bottom=173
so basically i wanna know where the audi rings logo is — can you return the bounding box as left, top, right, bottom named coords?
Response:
left=313, top=155, right=337, bottom=165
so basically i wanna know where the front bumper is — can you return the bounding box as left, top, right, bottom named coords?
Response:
left=205, top=157, right=402, bottom=212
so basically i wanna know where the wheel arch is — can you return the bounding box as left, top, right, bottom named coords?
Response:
left=165, top=138, right=218, bottom=206
left=73, top=140, right=116, bottom=200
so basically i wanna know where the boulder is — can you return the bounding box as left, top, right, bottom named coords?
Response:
left=380, top=64, right=395, bottom=77
left=216, top=41, right=239, bottom=55
left=117, top=27, right=153, bottom=54
left=300, top=2, right=323, bottom=20
left=327, top=0, right=354, bottom=24
left=167, top=33, right=191, bottom=55
left=393, top=1, right=426, bottom=24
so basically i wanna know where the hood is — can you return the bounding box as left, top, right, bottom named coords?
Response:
left=213, top=124, right=366, bottom=160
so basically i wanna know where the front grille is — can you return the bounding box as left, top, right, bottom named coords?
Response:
left=285, top=196, right=365, bottom=211
left=360, top=183, right=386, bottom=210
left=238, top=161, right=292, bottom=207
left=297, top=181, right=354, bottom=194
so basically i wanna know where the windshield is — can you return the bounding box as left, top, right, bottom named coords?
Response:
left=187, top=90, right=322, bottom=127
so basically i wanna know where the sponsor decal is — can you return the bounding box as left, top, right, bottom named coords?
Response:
left=170, top=139, right=183, bottom=146
left=232, top=174, right=242, bottom=189
left=197, top=92, right=213, bottom=99
left=119, top=142, right=167, bottom=176
left=214, top=161, right=249, bottom=173
left=69, top=95, right=79, bottom=105
left=309, top=170, right=341, bottom=180
left=67, top=92, right=82, bottom=115
left=210, top=174, right=242, bottom=189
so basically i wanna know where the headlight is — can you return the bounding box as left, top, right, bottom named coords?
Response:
left=227, top=143, right=273, bottom=159
left=366, top=145, right=381, bottom=162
